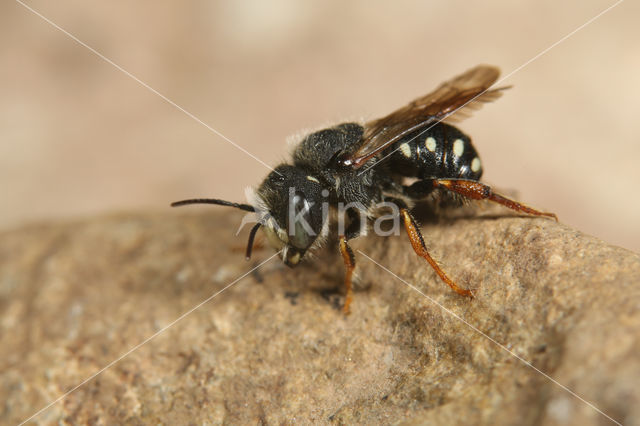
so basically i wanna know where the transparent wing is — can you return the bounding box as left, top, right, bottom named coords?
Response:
left=342, top=65, right=508, bottom=168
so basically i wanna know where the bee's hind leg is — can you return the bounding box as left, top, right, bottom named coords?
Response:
left=433, top=179, right=557, bottom=220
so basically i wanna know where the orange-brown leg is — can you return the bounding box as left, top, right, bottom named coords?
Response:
left=339, top=235, right=356, bottom=314
left=400, top=209, right=473, bottom=297
left=434, top=179, right=558, bottom=221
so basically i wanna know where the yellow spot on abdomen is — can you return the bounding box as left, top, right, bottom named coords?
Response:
left=453, top=139, right=464, bottom=157
left=400, top=143, right=411, bottom=158
left=471, top=157, right=481, bottom=172
left=425, top=137, right=437, bottom=152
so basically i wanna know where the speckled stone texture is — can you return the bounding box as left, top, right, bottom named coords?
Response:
left=1, top=209, right=639, bottom=425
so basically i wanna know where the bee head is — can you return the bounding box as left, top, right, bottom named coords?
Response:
left=254, top=164, right=329, bottom=267
left=171, top=165, right=329, bottom=267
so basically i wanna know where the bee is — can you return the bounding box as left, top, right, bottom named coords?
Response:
left=172, top=65, right=556, bottom=314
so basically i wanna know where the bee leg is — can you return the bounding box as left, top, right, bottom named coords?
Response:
left=399, top=206, right=473, bottom=297
left=338, top=236, right=356, bottom=314
left=338, top=209, right=365, bottom=314
left=433, top=179, right=557, bottom=220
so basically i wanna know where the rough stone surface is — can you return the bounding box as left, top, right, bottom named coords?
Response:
left=1, top=207, right=639, bottom=425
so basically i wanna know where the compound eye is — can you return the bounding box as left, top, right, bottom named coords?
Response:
left=289, top=191, right=314, bottom=249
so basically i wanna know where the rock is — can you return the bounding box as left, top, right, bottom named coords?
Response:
left=1, top=208, right=639, bottom=425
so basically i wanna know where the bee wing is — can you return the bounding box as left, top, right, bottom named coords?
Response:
left=343, top=65, right=508, bottom=168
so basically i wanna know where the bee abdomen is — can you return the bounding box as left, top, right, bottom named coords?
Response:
left=384, top=123, right=483, bottom=181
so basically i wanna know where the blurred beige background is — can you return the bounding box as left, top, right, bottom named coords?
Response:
left=1, top=0, right=638, bottom=251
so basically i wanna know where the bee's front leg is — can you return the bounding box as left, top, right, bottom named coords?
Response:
left=338, top=236, right=356, bottom=314
left=338, top=209, right=365, bottom=314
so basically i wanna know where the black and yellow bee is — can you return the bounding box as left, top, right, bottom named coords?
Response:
left=173, top=65, right=556, bottom=313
